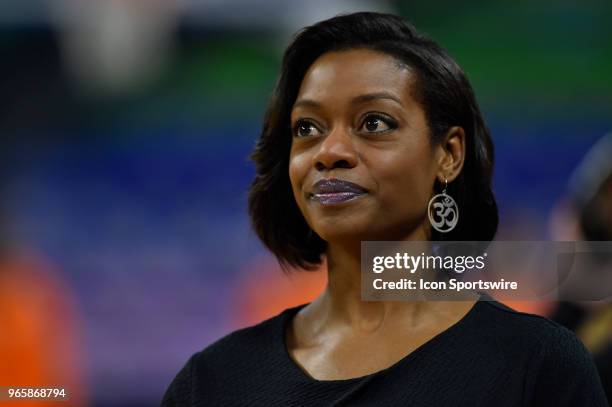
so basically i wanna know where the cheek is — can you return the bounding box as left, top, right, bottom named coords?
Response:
left=288, top=150, right=311, bottom=201
left=373, top=148, right=434, bottom=209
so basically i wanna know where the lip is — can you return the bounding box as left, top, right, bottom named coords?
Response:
left=310, top=178, right=367, bottom=204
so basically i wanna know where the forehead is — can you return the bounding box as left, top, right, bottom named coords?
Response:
left=296, top=48, right=416, bottom=104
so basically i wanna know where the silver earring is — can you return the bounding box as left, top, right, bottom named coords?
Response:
left=427, top=178, right=459, bottom=233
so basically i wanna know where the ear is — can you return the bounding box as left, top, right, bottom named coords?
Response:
left=436, top=126, right=465, bottom=183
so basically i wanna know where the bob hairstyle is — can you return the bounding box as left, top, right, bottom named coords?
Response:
left=248, top=11, right=498, bottom=271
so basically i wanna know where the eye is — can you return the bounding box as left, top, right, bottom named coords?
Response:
left=360, top=114, right=397, bottom=134
left=293, top=119, right=321, bottom=138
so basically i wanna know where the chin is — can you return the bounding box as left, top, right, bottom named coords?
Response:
left=316, top=219, right=427, bottom=244
left=314, top=225, right=379, bottom=246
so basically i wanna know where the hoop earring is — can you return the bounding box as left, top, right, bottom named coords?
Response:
left=427, top=178, right=459, bottom=233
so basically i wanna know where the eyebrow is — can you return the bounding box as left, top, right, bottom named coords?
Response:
left=352, top=92, right=404, bottom=107
left=292, top=91, right=404, bottom=110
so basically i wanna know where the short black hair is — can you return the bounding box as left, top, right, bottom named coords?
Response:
left=248, top=11, right=498, bottom=271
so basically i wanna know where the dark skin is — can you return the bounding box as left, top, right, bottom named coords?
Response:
left=287, top=49, right=477, bottom=381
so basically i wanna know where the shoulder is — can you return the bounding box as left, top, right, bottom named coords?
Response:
left=194, top=308, right=287, bottom=364
left=473, top=299, right=584, bottom=344
left=477, top=300, right=600, bottom=373
left=161, top=306, right=301, bottom=406
left=465, top=299, right=580, bottom=354
left=475, top=300, right=607, bottom=406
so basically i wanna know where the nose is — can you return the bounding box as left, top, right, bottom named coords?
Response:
left=312, top=126, right=358, bottom=171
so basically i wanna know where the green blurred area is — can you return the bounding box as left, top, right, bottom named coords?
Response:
left=400, top=2, right=612, bottom=113
left=139, top=1, right=612, bottom=123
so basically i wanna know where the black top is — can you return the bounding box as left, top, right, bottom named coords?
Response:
left=162, top=296, right=609, bottom=406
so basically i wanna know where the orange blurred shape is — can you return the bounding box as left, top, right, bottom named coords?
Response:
left=0, top=254, right=86, bottom=406
left=231, top=257, right=327, bottom=327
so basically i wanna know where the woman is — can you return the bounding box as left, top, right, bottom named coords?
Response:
left=162, top=12, right=608, bottom=406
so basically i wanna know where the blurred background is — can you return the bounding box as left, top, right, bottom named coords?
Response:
left=1, top=0, right=611, bottom=405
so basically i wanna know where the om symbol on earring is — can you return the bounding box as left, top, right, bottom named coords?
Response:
left=427, top=178, right=459, bottom=233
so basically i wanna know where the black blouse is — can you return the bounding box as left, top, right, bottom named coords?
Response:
left=162, top=296, right=609, bottom=406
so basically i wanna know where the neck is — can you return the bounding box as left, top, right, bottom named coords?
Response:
left=314, top=226, right=433, bottom=332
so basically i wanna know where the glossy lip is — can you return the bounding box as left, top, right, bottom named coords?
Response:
left=309, top=178, right=367, bottom=205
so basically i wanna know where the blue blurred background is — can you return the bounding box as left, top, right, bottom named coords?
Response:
left=1, top=0, right=611, bottom=405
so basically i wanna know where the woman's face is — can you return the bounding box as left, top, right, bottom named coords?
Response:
left=289, top=48, right=444, bottom=244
